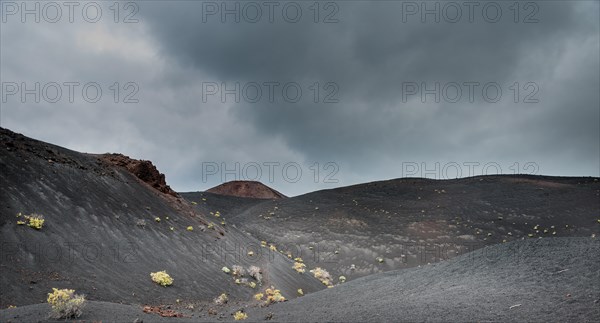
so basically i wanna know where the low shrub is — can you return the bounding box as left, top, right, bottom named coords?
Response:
left=248, top=266, right=262, bottom=284
left=265, top=286, right=286, bottom=304
left=47, top=288, right=86, bottom=319
left=234, top=310, right=247, bottom=320
left=310, top=267, right=332, bottom=286
left=232, top=265, right=245, bottom=277
left=214, top=293, right=228, bottom=305
left=293, top=262, right=306, bottom=273
left=136, top=219, right=146, bottom=228
left=150, top=271, right=173, bottom=286
left=18, top=213, right=45, bottom=230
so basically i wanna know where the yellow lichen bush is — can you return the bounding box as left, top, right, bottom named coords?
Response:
left=293, top=262, right=306, bottom=273
left=248, top=265, right=262, bottom=284
left=155, top=217, right=161, bottom=222
left=214, top=293, right=228, bottom=305
left=28, top=215, right=44, bottom=229
left=187, top=226, right=193, bottom=231
left=18, top=213, right=45, bottom=230
left=150, top=270, right=173, bottom=286
left=232, top=265, right=245, bottom=277
left=207, top=223, right=215, bottom=229
left=297, top=288, right=304, bottom=296
left=254, top=293, right=264, bottom=301
left=269, top=244, right=277, bottom=251
left=265, top=286, right=285, bottom=304
left=310, top=267, right=332, bottom=286
left=234, top=311, right=248, bottom=320
left=47, top=288, right=86, bottom=319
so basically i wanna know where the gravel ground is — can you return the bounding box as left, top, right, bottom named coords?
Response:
left=248, top=237, right=600, bottom=322
left=2, top=237, right=598, bottom=322
left=2, top=128, right=599, bottom=322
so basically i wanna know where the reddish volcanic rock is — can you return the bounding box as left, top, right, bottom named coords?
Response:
left=206, top=180, right=286, bottom=199
left=100, top=153, right=178, bottom=197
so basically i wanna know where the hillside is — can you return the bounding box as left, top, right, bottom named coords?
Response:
left=0, top=127, right=598, bottom=322
left=220, top=176, right=599, bottom=283
left=248, top=237, right=600, bottom=322
left=0, top=128, right=323, bottom=309
left=2, top=238, right=597, bottom=322
left=206, top=181, right=286, bottom=199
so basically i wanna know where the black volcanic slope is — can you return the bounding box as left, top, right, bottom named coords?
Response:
left=0, top=128, right=324, bottom=309
left=215, top=176, right=599, bottom=284
left=247, top=237, right=600, bottom=322
left=2, top=238, right=598, bottom=322
left=1, top=128, right=598, bottom=322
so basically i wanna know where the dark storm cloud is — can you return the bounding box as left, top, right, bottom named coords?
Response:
left=1, top=0, right=598, bottom=196
left=138, top=1, right=599, bottom=173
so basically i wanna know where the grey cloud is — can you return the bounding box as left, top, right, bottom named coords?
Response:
left=1, top=0, right=598, bottom=196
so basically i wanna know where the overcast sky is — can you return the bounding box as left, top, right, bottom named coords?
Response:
left=1, top=1, right=598, bottom=196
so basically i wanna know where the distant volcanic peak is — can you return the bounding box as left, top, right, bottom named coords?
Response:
left=100, top=153, right=178, bottom=197
left=206, top=181, right=286, bottom=199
